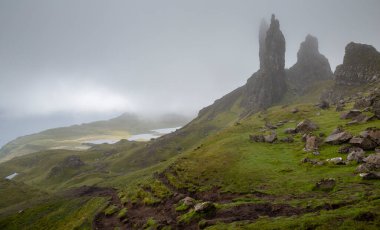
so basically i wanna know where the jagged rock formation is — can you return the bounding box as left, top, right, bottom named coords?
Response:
left=241, top=14, right=287, bottom=111
left=334, top=42, right=380, bottom=86
left=287, top=35, right=332, bottom=94
left=321, top=42, right=380, bottom=103
left=259, top=19, right=269, bottom=69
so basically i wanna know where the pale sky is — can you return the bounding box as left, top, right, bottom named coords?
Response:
left=0, top=0, right=379, bottom=145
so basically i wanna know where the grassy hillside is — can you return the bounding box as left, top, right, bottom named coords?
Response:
left=0, top=113, right=190, bottom=163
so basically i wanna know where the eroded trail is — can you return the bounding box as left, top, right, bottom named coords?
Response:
left=87, top=171, right=354, bottom=229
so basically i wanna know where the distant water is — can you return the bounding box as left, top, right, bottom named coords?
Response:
left=128, top=126, right=181, bottom=141
left=84, top=127, right=181, bottom=144
left=5, top=172, right=18, bottom=180
left=84, top=139, right=119, bottom=144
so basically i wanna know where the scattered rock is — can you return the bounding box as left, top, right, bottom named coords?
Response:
left=295, top=119, right=318, bottom=133
left=325, top=131, right=352, bottom=145
left=264, top=132, right=277, bottom=143
left=194, top=202, right=216, bottom=214
left=340, top=110, right=362, bottom=119
left=62, top=155, right=85, bottom=168
left=349, top=136, right=377, bottom=150
left=326, top=157, right=345, bottom=165
left=338, top=145, right=352, bottom=154
left=330, top=126, right=344, bottom=135
left=284, top=128, right=297, bottom=134
left=356, top=163, right=376, bottom=173
left=335, top=103, right=345, bottom=111
left=249, top=134, right=265, bottom=143
left=180, top=197, right=196, bottom=207
left=304, top=135, right=319, bottom=152
left=354, top=98, right=372, bottom=110
left=363, top=153, right=380, bottom=167
left=265, top=122, right=277, bottom=130
left=361, top=127, right=380, bottom=145
left=347, top=148, right=365, bottom=163
left=359, top=172, right=380, bottom=180
left=315, top=178, right=336, bottom=191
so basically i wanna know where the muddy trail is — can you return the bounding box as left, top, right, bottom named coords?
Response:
left=85, top=168, right=356, bottom=230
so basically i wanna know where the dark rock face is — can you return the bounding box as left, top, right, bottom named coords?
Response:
left=259, top=19, right=269, bottom=69
left=241, top=14, right=287, bottom=111
left=287, top=35, right=332, bottom=94
left=334, top=42, right=380, bottom=86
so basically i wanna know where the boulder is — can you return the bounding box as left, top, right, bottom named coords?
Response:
left=264, top=132, right=277, bottom=143
left=338, top=145, right=352, bottom=154
left=304, top=135, right=318, bottom=151
left=354, top=98, right=372, bottom=109
left=340, top=110, right=362, bottom=119
left=326, top=157, right=345, bottom=165
left=363, top=153, right=380, bottom=167
left=194, top=202, right=216, bottom=214
left=284, top=128, right=296, bottom=134
left=359, top=172, right=380, bottom=180
left=356, top=163, right=376, bottom=173
left=180, top=197, right=196, bottom=207
left=295, top=119, right=318, bottom=133
left=347, top=148, right=365, bottom=163
left=349, top=136, right=377, bottom=150
left=249, top=134, right=265, bottom=143
left=361, top=127, right=380, bottom=145
left=325, top=131, right=352, bottom=145
left=335, top=103, right=345, bottom=111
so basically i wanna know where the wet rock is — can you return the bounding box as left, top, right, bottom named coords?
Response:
left=295, top=119, right=318, bottom=133
left=347, top=148, right=365, bottom=163
left=326, top=157, right=345, bottom=165
left=304, top=135, right=318, bottom=152
left=249, top=134, right=265, bottom=143
left=194, top=202, right=216, bottom=214
left=359, top=172, right=380, bottom=180
left=315, top=178, right=336, bottom=191
left=325, top=131, right=352, bottom=145
left=264, top=132, right=277, bottom=143
left=340, top=109, right=362, bottom=119
left=349, top=136, right=377, bottom=150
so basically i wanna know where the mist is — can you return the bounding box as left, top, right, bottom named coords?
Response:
left=1, top=0, right=380, bottom=146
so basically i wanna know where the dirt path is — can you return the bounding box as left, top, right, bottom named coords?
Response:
left=84, top=171, right=354, bottom=229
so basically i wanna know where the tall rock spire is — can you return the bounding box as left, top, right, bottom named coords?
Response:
left=241, top=14, right=287, bottom=111
left=259, top=18, right=269, bottom=69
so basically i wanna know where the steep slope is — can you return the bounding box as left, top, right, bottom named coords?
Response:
left=0, top=113, right=189, bottom=162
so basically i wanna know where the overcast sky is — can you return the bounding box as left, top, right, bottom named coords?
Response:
left=0, top=0, right=379, bottom=146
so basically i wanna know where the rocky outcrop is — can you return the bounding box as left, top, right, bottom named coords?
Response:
left=334, top=42, right=380, bottom=86
left=241, top=14, right=287, bottom=111
left=287, top=35, right=332, bottom=94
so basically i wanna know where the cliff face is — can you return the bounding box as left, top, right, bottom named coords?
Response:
left=241, top=14, right=287, bottom=111
left=334, top=42, right=380, bottom=86
left=287, top=35, right=332, bottom=94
